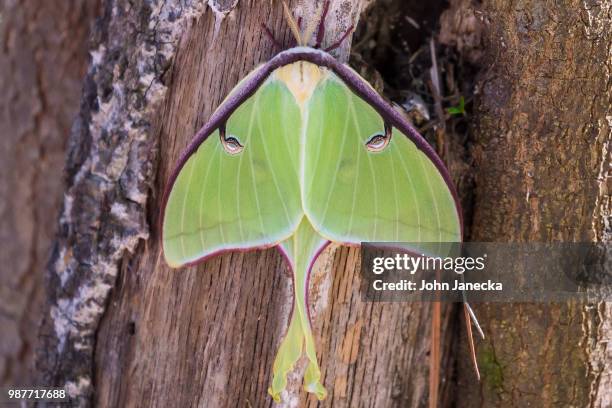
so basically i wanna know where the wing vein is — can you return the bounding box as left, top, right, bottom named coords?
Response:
left=308, top=83, right=326, bottom=194
left=389, top=147, right=400, bottom=241
left=395, top=144, right=422, bottom=241
left=346, top=134, right=361, bottom=239
left=418, top=153, right=442, bottom=241
left=320, top=87, right=351, bottom=227
left=199, top=143, right=218, bottom=250
left=258, top=89, right=293, bottom=226
left=347, top=93, right=378, bottom=240
left=179, top=153, right=197, bottom=259
left=234, top=101, right=253, bottom=243
left=217, top=150, right=226, bottom=245
left=250, top=93, right=266, bottom=236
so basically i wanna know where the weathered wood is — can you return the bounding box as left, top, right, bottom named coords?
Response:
left=24, top=0, right=612, bottom=406
left=36, top=0, right=216, bottom=403
left=0, top=0, right=99, bottom=388
left=33, top=0, right=479, bottom=406
left=453, top=0, right=612, bottom=406
left=93, top=0, right=456, bottom=406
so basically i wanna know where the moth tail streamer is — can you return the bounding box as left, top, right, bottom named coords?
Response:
left=268, top=309, right=306, bottom=402
left=268, top=297, right=326, bottom=402
left=268, top=220, right=327, bottom=402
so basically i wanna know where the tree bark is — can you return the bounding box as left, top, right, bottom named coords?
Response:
left=36, top=0, right=459, bottom=407
left=0, top=0, right=99, bottom=388
left=452, top=0, right=612, bottom=406
left=35, top=0, right=612, bottom=407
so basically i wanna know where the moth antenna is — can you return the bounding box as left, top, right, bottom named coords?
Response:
left=315, top=0, right=331, bottom=48
left=464, top=303, right=481, bottom=380
left=302, top=1, right=325, bottom=47
left=324, top=24, right=355, bottom=52
left=261, top=23, right=282, bottom=50
left=282, top=1, right=303, bottom=46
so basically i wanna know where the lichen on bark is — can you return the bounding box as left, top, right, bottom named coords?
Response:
left=37, top=0, right=213, bottom=404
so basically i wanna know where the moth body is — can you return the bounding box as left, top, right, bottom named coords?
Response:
left=160, top=46, right=462, bottom=402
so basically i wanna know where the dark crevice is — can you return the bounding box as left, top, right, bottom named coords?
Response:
left=351, top=0, right=484, bottom=405
left=351, top=0, right=482, bottom=236
left=352, top=1, right=479, bottom=150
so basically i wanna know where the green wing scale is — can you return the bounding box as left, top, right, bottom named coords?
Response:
left=303, top=76, right=460, bottom=244
left=161, top=47, right=462, bottom=402
left=163, top=79, right=303, bottom=267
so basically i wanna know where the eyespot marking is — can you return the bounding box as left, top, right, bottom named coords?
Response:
left=365, top=123, right=392, bottom=152
left=220, top=126, right=244, bottom=155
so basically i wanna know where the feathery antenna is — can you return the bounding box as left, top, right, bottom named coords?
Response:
left=315, top=0, right=331, bottom=48
left=282, top=1, right=303, bottom=46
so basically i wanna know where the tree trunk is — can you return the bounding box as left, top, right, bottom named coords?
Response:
left=35, top=0, right=458, bottom=407
left=452, top=0, right=612, bottom=406
left=30, top=0, right=611, bottom=407
left=0, top=0, right=99, bottom=388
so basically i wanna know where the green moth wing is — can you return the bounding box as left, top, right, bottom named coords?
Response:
left=270, top=219, right=328, bottom=401
left=303, top=74, right=461, bottom=245
left=162, top=78, right=303, bottom=267
left=161, top=47, right=462, bottom=402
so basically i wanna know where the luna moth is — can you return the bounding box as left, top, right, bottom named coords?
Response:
left=161, top=3, right=477, bottom=403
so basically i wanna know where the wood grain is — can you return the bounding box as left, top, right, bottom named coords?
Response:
left=29, top=0, right=461, bottom=406
left=92, top=0, right=454, bottom=407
